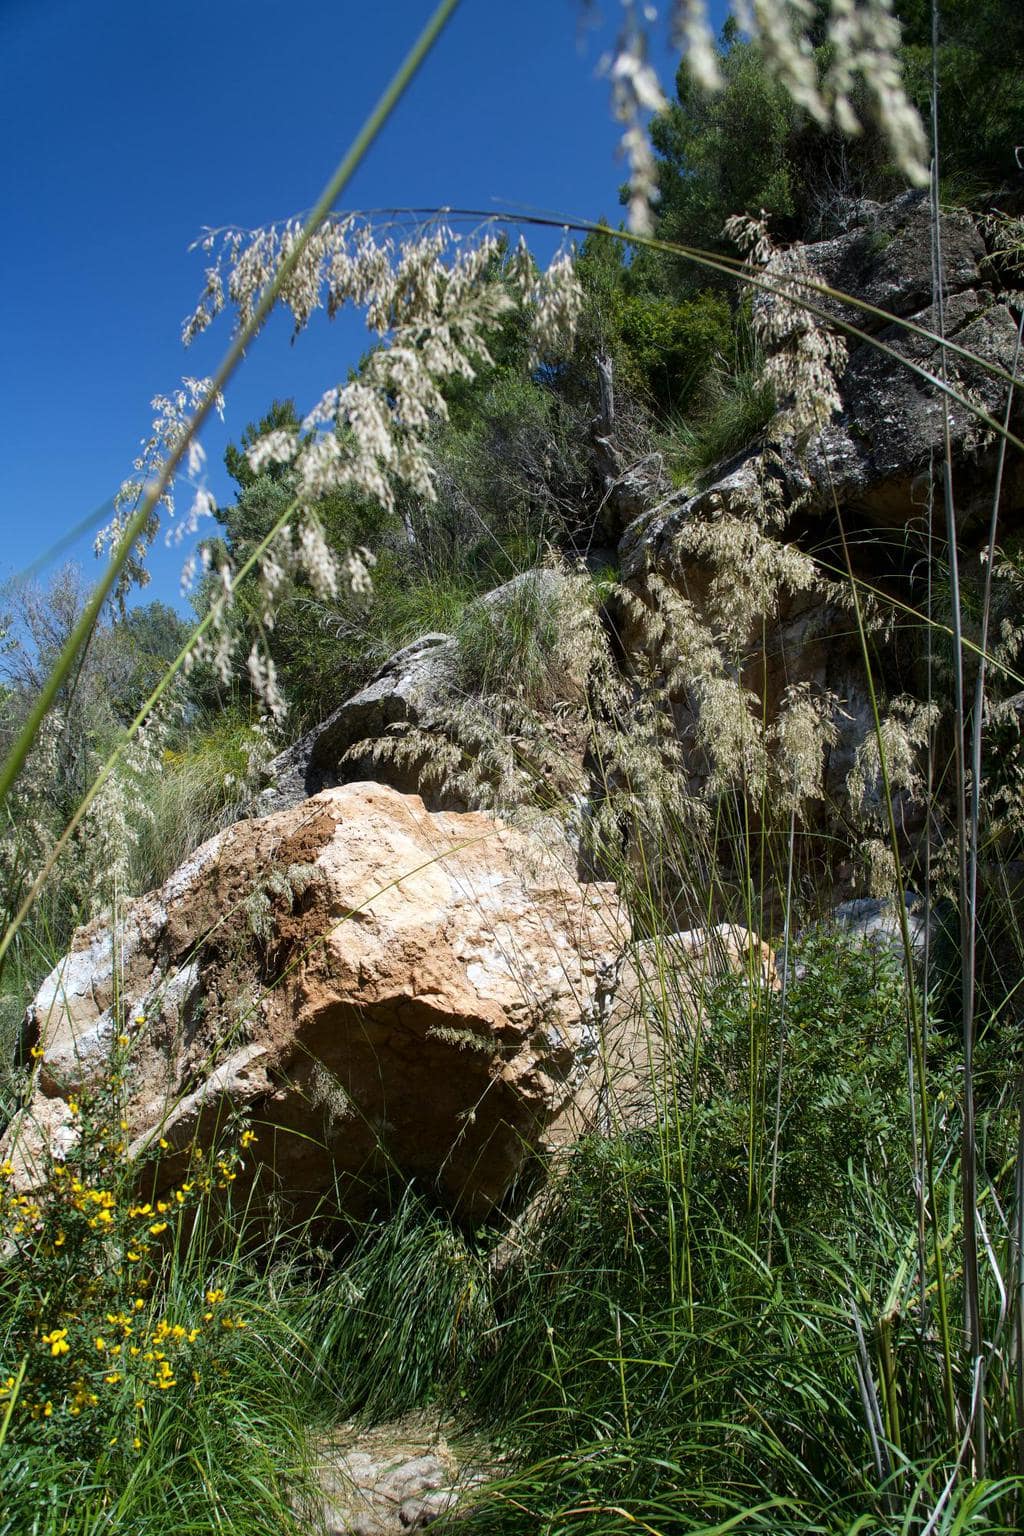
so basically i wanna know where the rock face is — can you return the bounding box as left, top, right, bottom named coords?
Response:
left=617, top=191, right=1024, bottom=838
left=549, top=925, right=778, bottom=1143
left=622, top=191, right=1023, bottom=573
left=266, top=635, right=456, bottom=813
left=828, top=893, right=935, bottom=966
left=6, top=783, right=627, bottom=1219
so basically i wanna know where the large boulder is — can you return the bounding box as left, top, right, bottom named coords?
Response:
left=5, top=783, right=627, bottom=1219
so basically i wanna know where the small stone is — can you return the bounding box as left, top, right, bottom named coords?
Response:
left=399, top=1489, right=458, bottom=1528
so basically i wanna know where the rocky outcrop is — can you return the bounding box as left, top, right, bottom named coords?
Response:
left=623, top=191, right=1023, bottom=571
left=828, top=893, right=935, bottom=967
left=5, top=783, right=627, bottom=1219
left=266, top=636, right=456, bottom=813
left=617, top=192, right=1023, bottom=839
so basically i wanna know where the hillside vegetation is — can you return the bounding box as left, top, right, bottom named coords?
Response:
left=2, top=6, right=1024, bottom=1533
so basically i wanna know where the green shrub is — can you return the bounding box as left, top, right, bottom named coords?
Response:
left=691, top=928, right=914, bottom=1226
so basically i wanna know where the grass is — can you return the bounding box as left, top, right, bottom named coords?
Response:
left=2, top=64, right=1024, bottom=1535
left=452, top=566, right=594, bottom=709
left=3, top=661, right=1024, bottom=1534
left=663, top=336, right=776, bottom=488
left=0, top=1224, right=327, bottom=1535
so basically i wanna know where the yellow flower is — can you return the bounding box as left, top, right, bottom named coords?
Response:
left=239, top=1128, right=257, bottom=1149
left=67, top=1099, right=79, bottom=1116
left=133, top=1437, right=142, bottom=1450
left=158, top=1138, right=170, bottom=1151
left=94, top=1337, right=107, bottom=1352
left=104, top=1371, right=122, bottom=1384
left=30, top=1044, right=45, bottom=1060
left=205, top=1288, right=225, bottom=1306
left=42, top=1328, right=70, bottom=1357
left=149, top=1221, right=168, bottom=1236
left=53, top=1230, right=66, bottom=1249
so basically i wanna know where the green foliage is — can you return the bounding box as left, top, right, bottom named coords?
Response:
left=309, top=1192, right=490, bottom=1421
left=647, top=32, right=803, bottom=260
left=0, top=573, right=196, bottom=1007
left=442, top=929, right=1018, bottom=1533
left=128, top=704, right=275, bottom=895
left=898, top=0, right=1024, bottom=202
left=693, top=930, right=914, bottom=1225
left=572, top=229, right=735, bottom=414
left=0, top=1038, right=321, bottom=1533
left=611, top=288, right=734, bottom=415
left=223, top=399, right=301, bottom=492
left=663, top=329, right=775, bottom=483
left=454, top=569, right=596, bottom=711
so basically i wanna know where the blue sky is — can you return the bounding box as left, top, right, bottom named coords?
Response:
left=0, top=0, right=727, bottom=609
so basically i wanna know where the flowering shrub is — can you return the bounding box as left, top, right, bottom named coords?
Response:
left=0, top=1029, right=258, bottom=1457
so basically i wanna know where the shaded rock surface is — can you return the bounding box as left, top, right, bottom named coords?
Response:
left=5, top=783, right=627, bottom=1219
left=548, top=924, right=777, bottom=1143
left=622, top=191, right=1023, bottom=578
left=616, top=192, right=1023, bottom=835
left=266, top=636, right=457, bottom=814
left=827, top=893, right=935, bottom=966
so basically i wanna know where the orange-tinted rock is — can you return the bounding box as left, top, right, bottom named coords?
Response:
left=6, top=783, right=627, bottom=1219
